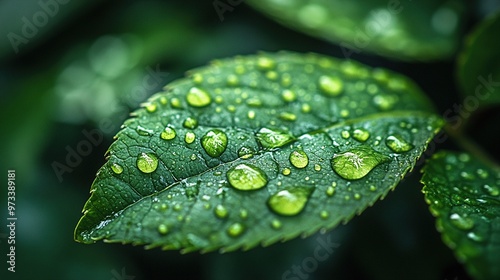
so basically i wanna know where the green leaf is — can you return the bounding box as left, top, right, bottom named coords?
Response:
left=421, top=151, right=500, bottom=280
left=457, top=10, right=500, bottom=106
left=246, top=0, right=466, bottom=61
left=75, top=52, right=443, bottom=252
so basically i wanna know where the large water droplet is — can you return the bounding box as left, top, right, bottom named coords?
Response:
left=289, top=150, right=309, bottom=169
left=160, top=127, right=176, bottom=140
left=136, top=152, right=159, bottom=173
left=227, top=164, right=268, bottom=191
left=256, top=128, right=295, bottom=149
left=318, top=75, right=343, bottom=96
left=186, top=87, right=211, bottom=107
left=267, top=187, right=312, bottom=216
left=201, top=129, right=228, bottom=157
left=449, top=212, right=474, bottom=230
left=111, top=163, right=123, bottom=174
left=183, top=117, right=198, bottom=129
left=227, top=222, right=245, bottom=237
left=331, top=146, right=389, bottom=180
left=386, top=135, right=413, bottom=153
left=352, top=129, right=370, bottom=142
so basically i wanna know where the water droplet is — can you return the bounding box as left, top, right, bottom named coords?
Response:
left=173, top=204, right=182, bottom=211
left=279, top=112, right=297, bottom=121
left=171, top=97, right=182, bottom=108
left=353, top=129, right=370, bottom=142
left=476, top=169, right=489, bottom=179
left=483, top=184, right=499, bottom=196
left=458, top=153, right=470, bottom=162
left=326, top=186, right=335, bottom=196
left=185, top=132, right=196, bottom=144
left=314, top=164, right=322, bottom=171
left=227, top=164, right=268, bottom=191
left=239, top=209, right=248, bottom=219
left=271, top=219, right=282, bottom=229
left=158, top=224, right=169, bottom=235
left=256, top=127, right=295, bottom=149
left=341, top=130, right=350, bottom=139
left=331, top=146, right=390, bottom=180
left=467, top=231, right=485, bottom=242
left=159, top=96, right=168, bottom=105
left=183, top=117, right=198, bottom=129
left=145, top=103, right=157, bottom=113
left=301, top=103, right=311, bottom=113
left=385, top=135, right=413, bottom=153
left=136, top=125, right=153, bottom=136
left=320, top=210, right=329, bottom=219
left=247, top=110, right=256, bottom=119
left=186, top=87, right=211, bottom=107
left=267, top=187, right=312, bottom=216
left=289, top=150, right=309, bottom=169
left=354, top=193, right=361, bottom=200
left=318, top=75, right=343, bottom=96
left=160, top=127, right=176, bottom=140
left=226, top=74, right=239, bottom=86
left=136, top=152, right=159, bottom=173
left=201, top=129, right=228, bottom=158
left=282, top=168, right=291, bottom=176
left=238, top=146, right=255, bottom=159
left=449, top=213, right=474, bottom=230
left=257, top=57, right=275, bottom=70
left=111, top=163, right=123, bottom=174
left=214, top=204, right=228, bottom=219
left=282, top=89, right=297, bottom=102
left=373, top=95, right=398, bottom=110
left=369, top=185, right=377, bottom=192
left=227, top=222, right=245, bottom=237
left=266, top=70, right=278, bottom=80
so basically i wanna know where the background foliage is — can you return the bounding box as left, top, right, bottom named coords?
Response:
left=1, top=0, right=499, bottom=279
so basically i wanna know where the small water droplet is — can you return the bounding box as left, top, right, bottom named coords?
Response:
left=266, top=70, right=278, bottom=80
left=201, top=129, right=228, bottom=158
left=353, top=129, right=370, bottom=142
left=458, top=153, right=470, bottom=162
left=354, top=193, right=361, bottom=200
left=301, top=103, right=311, bottom=113
left=373, top=95, right=398, bottom=110
left=369, top=185, right=377, bottom=192
left=136, top=152, right=159, bottom=173
left=159, top=96, right=168, bottom=105
left=268, top=187, right=312, bottom=216
left=257, top=57, right=276, bottom=70
left=326, top=186, right=335, bottom=196
left=467, top=231, right=485, bottom=242
left=111, top=163, right=123, bottom=174
left=226, top=74, right=239, bottom=86
left=320, top=210, right=329, bottom=219
left=282, top=168, right=291, bottom=176
left=483, top=184, right=499, bottom=196
left=158, top=224, right=169, bottom=235
left=214, top=204, right=228, bottom=219
left=331, top=146, right=390, bottom=180
left=160, top=127, right=176, bottom=140
left=289, top=150, right=309, bottom=169
left=173, top=204, right=182, bottom=211
left=186, top=87, right=211, bottom=107
left=171, top=97, right=182, bottom=108
left=271, top=219, right=282, bottom=229
left=341, top=130, right=350, bottom=139
left=318, top=75, right=343, bottom=96
left=192, top=73, right=203, bottom=84
left=247, top=110, right=256, bottom=119
left=476, top=169, right=489, bottom=179
left=279, top=112, right=297, bottom=121
left=238, top=146, right=255, bottom=159
left=227, top=222, right=245, bottom=237
left=281, top=89, right=297, bottom=102
left=314, top=164, right=322, bottom=171
left=227, top=164, right=268, bottom=191
left=145, top=103, right=157, bottom=113
left=460, top=171, right=475, bottom=180
left=256, top=127, right=295, bottom=149
left=239, top=209, right=248, bottom=219
left=386, top=135, right=413, bottom=153
left=185, top=132, right=196, bottom=144
left=136, top=125, right=153, bottom=136
left=183, top=117, right=198, bottom=129
left=449, top=212, right=474, bottom=230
